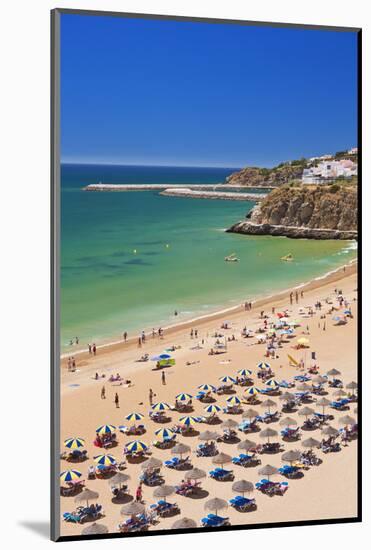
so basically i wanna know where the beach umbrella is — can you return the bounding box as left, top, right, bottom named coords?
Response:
left=175, top=393, right=193, bottom=402
left=297, top=337, right=309, bottom=346
left=221, top=419, right=238, bottom=429
left=219, top=375, right=236, bottom=384
left=296, top=383, right=312, bottom=392
left=185, top=468, right=206, bottom=480
left=327, top=368, right=341, bottom=377
left=312, top=375, right=327, bottom=385
left=279, top=392, right=294, bottom=402
left=279, top=417, right=297, bottom=427
left=282, top=450, right=301, bottom=465
left=298, top=406, right=315, bottom=418
left=238, top=439, right=257, bottom=451
left=333, top=389, right=347, bottom=398
left=155, top=428, right=175, bottom=441
left=265, top=379, right=280, bottom=389
left=140, top=457, right=162, bottom=471
left=261, top=399, right=276, bottom=413
left=93, top=454, right=116, bottom=466
left=212, top=452, right=232, bottom=467
left=316, top=397, right=331, bottom=414
left=302, top=437, right=320, bottom=449
left=242, top=408, right=259, bottom=420
left=125, top=412, right=144, bottom=423
left=199, top=430, right=219, bottom=441
left=226, top=396, right=241, bottom=406
left=75, top=488, right=99, bottom=506
left=151, top=353, right=172, bottom=361
left=346, top=381, right=358, bottom=391
left=179, top=415, right=199, bottom=427
left=204, top=404, right=222, bottom=414
left=244, top=387, right=260, bottom=397
left=258, top=464, right=278, bottom=480
left=60, top=469, right=82, bottom=483
left=198, top=384, right=216, bottom=392
left=171, top=443, right=191, bottom=456
left=96, top=424, right=116, bottom=435
left=121, top=501, right=145, bottom=516
left=64, top=437, right=85, bottom=449
left=204, top=498, right=228, bottom=515
left=257, top=362, right=271, bottom=370
left=108, top=472, right=130, bottom=488
left=232, top=480, right=254, bottom=496
left=339, top=415, right=356, bottom=426
left=81, top=522, right=109, bottom=536
left=259, top=428, right=278, bottom=443
left=153, top=485, right=174, bottom=502
left=152, top=402, right=171, bottom=412
left=172, top=517, right=197, bottom=529
left=238, top=369, right=253, bottom=377
left=322, top=426, right=338, bottom=437
left=125, top=440, right=148, bottom=454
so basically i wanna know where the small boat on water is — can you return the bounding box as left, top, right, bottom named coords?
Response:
left=225, top=253, right=240, bottom=262
left=281, top=253, right=293, bottom=262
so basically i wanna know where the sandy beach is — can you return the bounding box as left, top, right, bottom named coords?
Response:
left=59, top=262, right=358, bottom=537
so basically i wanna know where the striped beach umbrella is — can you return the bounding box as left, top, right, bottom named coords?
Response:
left=175, top=393, right=193, bottom=402
left=244, top=386, right=260, bottom=396
left=60, top=469, right=82, bottom=483
left=125, top=440, right=148, bottom=453
left=94, top=454, right=116, bottom=466
left=204, top=404, right=222, bottom=414
left=265, top=379, right=280, bottom=388
left=179, top=416, right=199, bottom=427
left=125, top=412, right=144, bottom=423
left=237, top=369, right=253, bottom=377
left=152, top=402, right=171, bottom=412
left=198, top=384, right=216, bottom=392
left=96, top=424, right=116, bottom=435
left=155, top=428, right=174, bottom=441
left=219, top=376, right=236, bottom=384
left=257, top=362, right=271, bottom=370
left=64, top=437, right=85, bottom=449
left=226, top=396, right=241, bottom=406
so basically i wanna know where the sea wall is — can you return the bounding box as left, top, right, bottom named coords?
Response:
left=226, top=221, right=357, bottom=240
left=160, top=188, right=266, bottom=201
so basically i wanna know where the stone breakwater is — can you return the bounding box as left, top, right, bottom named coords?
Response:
left=226, top=220, right=357, bottom=240
left=84, top=183, right=251, bottom=192
left=160, top=188, right=267, bottom=201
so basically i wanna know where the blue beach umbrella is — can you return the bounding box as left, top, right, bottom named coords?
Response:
left=125, top=440, right=148, bottom=453
left=151, top=353, right=172, bottom=361
left=64, top=437, right=85, bottom=449
left=125, top=412, right=144, bottom=423
left=155, top=428, right=174, bottom=440
left=204, top=404, right=222, bottom=414
left=257, top=362, right=271, bottom=370
left=60, top=469, right=82, bottom=483
left=94, top=454, right=117, bottom=466
left=226, top=396, right=241, bottom=406
left=244, top=387, right=260, bottom=396
left=265, top=379, right=280, bottom=388
left=219, top=376, right=236, bottom=384
left=152, top=402, right=171, bottom=412
left=176, top=393, right=193, bottom=402
left=237, top=369, right=253, bottom=377
left=198, top=384, right=216, bottom=392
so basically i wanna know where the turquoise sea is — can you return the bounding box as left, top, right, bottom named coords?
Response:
left=61, top=164, right=357, bottom=353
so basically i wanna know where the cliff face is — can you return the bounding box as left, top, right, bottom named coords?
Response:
left=225, top=164, right=304, bottom=187
left=227, top=185, right=358, bottom=240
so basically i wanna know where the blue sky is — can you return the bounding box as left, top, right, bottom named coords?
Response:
left=61, top=14, right=358, bottom=167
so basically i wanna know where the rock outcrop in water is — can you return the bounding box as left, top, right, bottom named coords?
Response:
left=227, top=185, right=358, bottom=240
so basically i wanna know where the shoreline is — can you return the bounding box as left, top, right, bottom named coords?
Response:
left=61, top=258, right=357, bottom=362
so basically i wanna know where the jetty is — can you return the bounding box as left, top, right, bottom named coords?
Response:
left=160, top=188, right=267, bottom=201
left=83, top=183, right=265, bottom=192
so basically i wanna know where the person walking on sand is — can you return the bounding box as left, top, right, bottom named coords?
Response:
left=93, top=343, right=96, bottom=356
left=114, top=393, right=119, bottom=408
left=123, top=331, right=127, bottom=342
left=138, top=336, right=142, bottom=348
left=88, top=343, right=92, bottom=354
left=190, top=329, right=194, bottom=339
left=195, top=329, right=198, bottom=338
left=136, top=483, right=143, bottom=502
left=290, top=292, right=293, bottom=305
left=149, top=388, right=154, bottom=406
left=101, top=386, right=106, bottom=399
left=161, top=371, right=166, bottom=385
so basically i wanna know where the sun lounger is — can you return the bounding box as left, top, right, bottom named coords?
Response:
left=229, top=496, right=256, bottom=511
left=209, top=467, right=234, bottom=481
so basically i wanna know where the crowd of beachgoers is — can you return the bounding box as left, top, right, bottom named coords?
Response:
left=59, top=267, right=358, bottom=537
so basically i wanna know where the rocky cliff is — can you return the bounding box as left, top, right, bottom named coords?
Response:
left=227, top=185, right=358, bottom=240
left=225, top=163, right=305, bottom=187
